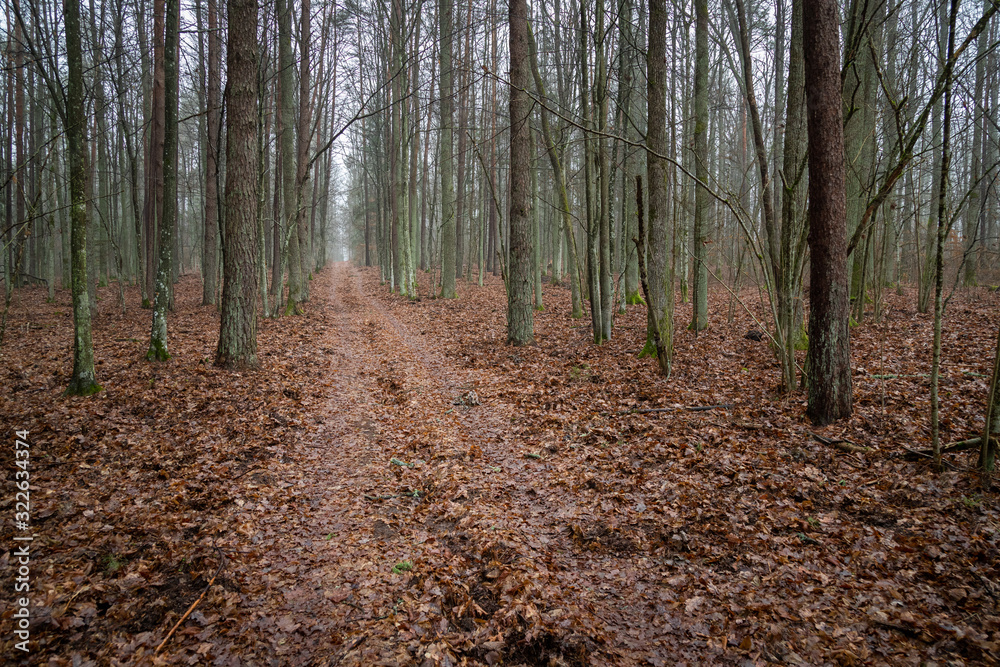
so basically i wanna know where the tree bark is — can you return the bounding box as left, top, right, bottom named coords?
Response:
left=691, top=0, right=709, bottom=332
left=507, top=0, right=533, bottom=345
left=439, top=0, right=457, bottom=297
left=147, top=0, right=179, bottom=361
left=804, top=0, right=852, bottom=425
left=216, top=0, right=260, bottom=368
left=202, top=0, right=221, bottom=306
left=143, top=0, right=166, bottom=307
left=64, top=0, right=100, bottom=395
left=644, top=0, right=673, bottom=375
left=295, top=0, right=313, bottom=299
left=280, top=0, right=302, bottom=313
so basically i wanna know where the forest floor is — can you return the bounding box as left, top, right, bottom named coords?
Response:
left=1, top=261, right=999, bottom=666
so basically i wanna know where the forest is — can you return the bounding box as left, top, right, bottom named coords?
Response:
left=2, top=0, right=1000, bottom=662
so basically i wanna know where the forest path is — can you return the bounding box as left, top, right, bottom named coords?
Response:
left=260, top=262, right=669, bottom=665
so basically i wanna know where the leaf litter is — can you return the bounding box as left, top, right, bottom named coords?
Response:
left=0, top=264, right=998, bottom=665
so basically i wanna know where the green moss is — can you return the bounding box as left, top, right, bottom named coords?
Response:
left=141, top=298, right=152, bottom=309
left=65, top=380, right=103, bottom=397
left=794, top=326, right=809, bottom=351
left=626, top=292, right=645, bottom=306
left=638, top=338, right=658, bottom=359
left=146, top=340, right=171, bottom=362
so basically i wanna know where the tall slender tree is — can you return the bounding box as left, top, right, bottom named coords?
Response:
left=690, top=0, right=709, bottom=331
left=804, top=0, right=852, bottom=425
left=202, top=0, right=221, bottom=306
left=440, top=0, right=457, bottom=297
left=644, top=0, right=673, bottom=375
left=64, top=0, right=100, bottom=395
left=507, top=0, right=533, bottom=345
left=216, top=0, right=260, bottom=367
left=147, top=0, right=179, bottom=361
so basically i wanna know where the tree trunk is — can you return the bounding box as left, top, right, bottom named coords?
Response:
left=147, top=0, right=178, bottom=361
left=527, top=24, right=583, bottom=318
left=507, top=0, right=533, bottom=345
left=691, top=0, right=709, bottom=332
left=804, top=0, right=852, bottom=425
left=295, top=0, right=313, bottom=299
left=779, top=0, right=808, bottom=392
left=64, top=0, right=100, bottom=395
left=202, top=0, right=221, bottom=306
left=216, top=0, right=260, bottom=368
left=930, top=0, right=959, bottom=469
left=439, top=0, right=457, bottom=297
left=279, top=0, right=302, bottom=313
left=980, top=325, right=1000, bottom=472
left=644, top=0, right=673, bottom=375
left=143, top=0, right=166, bottom=307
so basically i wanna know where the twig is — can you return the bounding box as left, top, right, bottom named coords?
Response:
left=685, top=404, right=734, bottom=412
left=808, top=431, right=871, bottom=454
left=903, top=436, right=987, bottom=459
left=617, top=404, right=733, bottom=416
left=364, top=494, right=400, bottom=501
left=155, top=548, right=226, bottom=654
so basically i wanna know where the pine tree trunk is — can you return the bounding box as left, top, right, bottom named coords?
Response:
left=804, top=0, right=852, bottom=425
left=691, top=0, right=709, bottom=332
left=216, top=0, right=260, bottom=368
left=507, top=0, right=533, bottom=345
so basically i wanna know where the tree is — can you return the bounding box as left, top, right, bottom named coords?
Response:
left=216, top=0, right=260, bottom=368
left=507, top=0, right=533, bottom=345
left=64, top=0, right=100, bottom=395
left=804, top=0, right=852, bottom=425
left=280, top=0, right=303, bottom=314
left=440, top=0, right=457, bottom=298
left=527, top=23, right=584, bottom=319
left=690, top=0, right=709, bottom=332
left=295, top=0, right=314, bottom=299
left=146, top=0, right=179, bottom=361
left=980, top=325, right=1000, bottom=472
left=644, top=0, right=673, bottom=375
left=142, top=0, right=166, bottom=307
left=202, top=0, right=221, bottom=306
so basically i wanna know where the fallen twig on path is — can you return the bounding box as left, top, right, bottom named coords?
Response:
left=155, top=547, right=226, bottom=654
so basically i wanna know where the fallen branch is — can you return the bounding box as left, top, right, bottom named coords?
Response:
left=617, top=403, right=733, bottom=416
left=155, top=548, right=226, bottom=654
left=809, top=431, right=872, bottom=454
left=903, top=437, right=989, bottom=460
